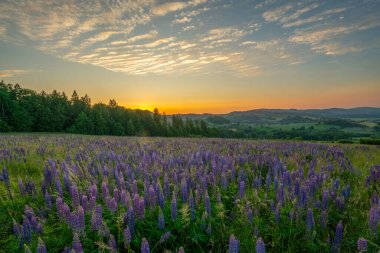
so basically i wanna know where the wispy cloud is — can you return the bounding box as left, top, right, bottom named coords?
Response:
left=152, top=0, right=207, bottom=16
left=152, top=2, right=187, bottom=16
left=0, top=69, right=28, bottom=78
left=0, top=0, right=379, bottom=77
left=263, top=5, right=293, bottom=22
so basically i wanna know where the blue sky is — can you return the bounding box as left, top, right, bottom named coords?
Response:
left=0, top=0, right=379, bottom=113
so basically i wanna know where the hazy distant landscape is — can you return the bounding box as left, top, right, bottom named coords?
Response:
left=1, top=0, right=380, bottom=252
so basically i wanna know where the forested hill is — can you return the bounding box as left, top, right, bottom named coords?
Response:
left=0, top=81, right=218, bottom=137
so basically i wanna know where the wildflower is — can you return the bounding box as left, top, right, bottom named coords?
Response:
left=357, top=237, right=367, bottom=252
left=158, top=207, right=165, bottom=230
left=72, top=233, right=83, bottom=253
left=159, top=232, right=171, bottom=244
left=37, top=237, right=46, bottom=253
left=256, top=237, right=266, bottom=253
left=124, top=227, right=132, bottom=249
left=77, top=206, right=85, bottom=231
left=229, top=234, right=239, bottom=253
left=333, top=221, right=343, bottom=245
left=109, top=234, right=117, bottom=253
left=141, top=238, right=150, bottom=253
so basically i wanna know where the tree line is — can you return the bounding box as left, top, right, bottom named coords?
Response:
left=0, top=81, right=218, bottom=137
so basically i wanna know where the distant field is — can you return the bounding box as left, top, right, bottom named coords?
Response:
left=1, top=135, right=380, bottom=252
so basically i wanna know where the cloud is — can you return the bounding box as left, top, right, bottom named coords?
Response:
left=152, top=2, right=187, bottom=16
left=0, top=69, right=28, bottom=78
left=283, top=7, right=347, bottom=28
left=173, top=16, right=192, bottom=24
left=288, top=13, right=380, bottom=55
left=279, top=3, right=319, bottom=24
left=152, top=0, right=208, bottom=16
left=311, top=43, right=361, bottom=55
left=183, top=25, right=196, bottom=31
left=263, top=5, right=293, bottom=22
left=201, top=27, right=247, bottom=43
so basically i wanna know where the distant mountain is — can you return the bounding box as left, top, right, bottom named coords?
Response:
left=177, top=107, right=380, bottom=125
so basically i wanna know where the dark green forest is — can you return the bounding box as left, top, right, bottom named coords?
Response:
left=1, top=81, right=379, bottom=143
left=0, top=81, right=218, bottom=137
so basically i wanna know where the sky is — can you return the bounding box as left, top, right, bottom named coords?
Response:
left=0, top=0, right=379, bottom=114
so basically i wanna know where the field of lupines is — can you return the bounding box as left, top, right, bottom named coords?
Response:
left=0, top=135, right=380, bottom=252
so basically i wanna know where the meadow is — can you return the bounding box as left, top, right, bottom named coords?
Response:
left=0, top=135, right=380, bottom=252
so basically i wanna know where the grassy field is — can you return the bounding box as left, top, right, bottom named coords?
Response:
left=0, top=134, right=380, bottom=252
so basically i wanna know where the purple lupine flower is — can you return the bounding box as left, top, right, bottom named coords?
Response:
left=113, top=188, right=119, bottom=202
left=63, top=203, right=71, bottom=223
left=18, top=177, right=24, bottom=195
left=132, top=180, right=138, bottom=195
left=45, top=191, right=52, bottom=209
left=357, top=238, right=367, bottom=252
left=70, top=212, right=78, bottom=230
left=333, top=221, right=343, bottom=245
left=91, top=205, right=102, bottom=231
left=256, top=237, right=266, bottom=253
left=126, top=208, right=135, bottom=234
left=299, top=187, right=308, bottom=208
left=306, top=208, right=315, bottom=231
left=322, top=190, right=329, bottom=210
left=335, top=196, right=345, bottom=211
left=120, top=190, right=127, bottom=206
left=124, top=227, right=132, bottom=249
left=229, top=234, right=239, bottom=253
left=72, top=233, right=83, bottom=253
left=55, top=180, right=63, bottom=197
left=37, top=237, right=46, bottom=253
left=158, top=207, right=165, bottom=230
left=90, top=184, right=97, bottom=199
left=239, top=181, right=245, bottom=199
left=102, top=181, right=109, bottom=201
left=369, top=205, right=379, bottom=234
left=109, top=197, right=118, bottom=213
left=77, top=206, right=85, bottom=230
left=109, top=234, right=117, bottom=253
left=70, top=185, right=80, bottom=208
left=171, top=191, right=177, bottom=221
left=159, top=231, right=171, bottom=244
left=13, top=220, right=21, bottom=237
left=178, top=246, right=185, bottom=253
left=149, top=185, right=156, bottom=208
left=81, top=195, right=88, bottom=211
left=22, top=221, right=32, bottom=243
left=56, top=197, right=64, bottom=218
left=141, top=238, right=150, bottom=253
left=89, top=195, right=96, bottom=211
left=2, top=167, right=9, bottom=185
left=275, top=205, right=281, bottom=224
left=204, top=190, right=211, bottom=217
